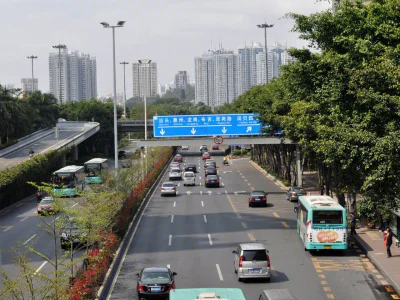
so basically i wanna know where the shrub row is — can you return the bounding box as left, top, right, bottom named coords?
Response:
left=0, top=149, right=68, bottom=210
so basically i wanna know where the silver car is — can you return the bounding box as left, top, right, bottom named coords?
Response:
left=169, top=168, right=182, bottom=180
left=161, top=182, right=177, bottom=196
left=233, top=243, right=271, bottom=282
left=286, top=187, right=304, bottom=202
left=183, top=171, right=195, bottom=186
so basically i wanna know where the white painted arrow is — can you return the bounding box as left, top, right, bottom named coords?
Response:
left=246, top=126, right=252, bottom=133
left=186, top=191, right=192, bottom=195
left=207, top=191, right=212, bottom=195
left=191, top=128, right=196, bottom=134
left=160, top=129, right=165, bottom=135
left=222, top=127, right=227, bottom=134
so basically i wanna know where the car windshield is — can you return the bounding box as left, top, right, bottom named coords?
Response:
left=242, top=250, right=266, bottom=261
left=175, top=155, right=182, bottom=158
left=184, top=173, right=194, bottom=177
left=163, top=183, right=175, bottom=187
left=313, top=210, right=343, bottom=224
left=251, top=192, right=265, bottom=197
left=293, top=188, right=304, bottom=193
left=206, top=167, right=216, bottom=170
left=40, top=199, right=54, bottom=205
left=207, top=176, right=218, bottom=180
left=186, top=164, right=195, bottom=167
left=142, top=271, right=170, bottom=281
left=203, top=152, right=209, bottom=155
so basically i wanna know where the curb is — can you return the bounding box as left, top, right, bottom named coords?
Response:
left=96, top=153, right=174, bottom=299
left=249, top=160, right=288, bottom=189
left=351, top=235, right=400, bottom=294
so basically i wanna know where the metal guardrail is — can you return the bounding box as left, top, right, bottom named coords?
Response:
left=117, top=120, right=153, bottom=126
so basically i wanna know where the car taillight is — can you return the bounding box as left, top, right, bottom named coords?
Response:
left=206, top=180, right=210, bottom=183
left=138, top=284, right=144, bottom=292
left=239, top=256, right=243, bottom=268
left=171, top=187, right=175, bottom=190
left=249, top=197, right=254, bottom=201
left=168, top=283, right=175, bottom=291
left=161, top=187, right=166, bottom=190
left=261, top=197, right=266, bottom=200
left=216, top=180, right=220, bottom=183
left=266, top=255, right=271, bottom=268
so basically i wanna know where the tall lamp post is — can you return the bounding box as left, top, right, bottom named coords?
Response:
left=120, top=61, right=129, bottom=118
left=52, top=44, right=67, bottom=103
left=257, top=23, right=274, bottom=85
left=27, top=55, right=38, bottom=93
left=100, top=21, right=125, bottom=170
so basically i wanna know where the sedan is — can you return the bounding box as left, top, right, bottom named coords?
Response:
left=205, top=175, right=220, bottom=187
left=249, top=190, right=268, bottom=207
left=37, top=197, right=56, bottom=215
left=170, top=162, right=181, bottom=170
left=169, top=168, right=182, bottom=180
left=161, top=182, right=177, bottom=197
left=184, top=164, right=197, bottom=173
left=205, top=166, right=217, bottom=176
left=212, top=145, right=219, bottom=150
left=173, top=154, right=183, bottom=162
left=136, top=267, right=177, bottom=300
left=202, top=152, right=211, bottom=160
left=181, top=145, right=189, bottom=150
left=204, top=159, right=216, bottom=168
left=286, top=186, right=304, bottom=202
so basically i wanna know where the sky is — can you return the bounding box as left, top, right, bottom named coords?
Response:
left=0, top=0, right=331, bottom=98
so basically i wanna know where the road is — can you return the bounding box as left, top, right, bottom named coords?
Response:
left=108, top=151, right=394, bottom=300
left=0, top=129, right=82, bottom=171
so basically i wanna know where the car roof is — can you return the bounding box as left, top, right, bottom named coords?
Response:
left=171, top=168, right=181, bottom=171
left=162, top=182, right=175, bottom=185
left=184, top=171, right=194, bottom=174
left=239, top=243, right=266, bottom=250
left=206, top=159, right=215, bottom=162
left=175, top=154, right=182, bottom=157
left=206, top=166, right=216, bottom=169
left=206, top=175, right=218, bottom=178
left=203, top=152, right=210, bottom=154
left=251, top=190, right=265, bottom=194
left=143, top=267, right=169, bottom=272
left=186, top=163, right=195, bottom=166
left=261, top=289, right=297, bottom=300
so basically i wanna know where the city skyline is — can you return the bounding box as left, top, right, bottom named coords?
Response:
left=0, top=0, right=331, bottom=99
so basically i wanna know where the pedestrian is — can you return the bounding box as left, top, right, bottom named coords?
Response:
left=320, top=184, right=325, bottom=195
left=36, top=191, right=42, bottom=203
left=384, top=227, right=393, bottom=258
left=350, top=212, right=357, bottom=235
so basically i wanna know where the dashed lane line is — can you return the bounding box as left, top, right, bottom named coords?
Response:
left=201, top=201, right=204, bottom=207
left=19, top=216, right=29, bottom=222
left=208, top=234, right=213, bottom=245
left=241, top=222, right=247, bottom=229
left=216, top=264, right=224, bottom=281
left=204, top=215, right=207, bottom=223
left=0, top=226, right=13, bottom=232
left=248, top=233, right=256, bottom=241
left=273, top=212, right=280, bottom=218
left=34, top=261, right=47, bottom=275
left=173, top=201, right=176, bottom=207
left=281, top=222, right=289, bottom=228
left=23, top=234, right=37, bottom=245
left=171, top=215, right=174, bottom=223
left=169, top=235, right=172, bottom=246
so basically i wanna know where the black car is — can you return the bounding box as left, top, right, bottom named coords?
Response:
left=204, top=166, right=217, bottom=176
left=205, top=175, right=220, bottom=187
left=185, top=164, right=197, bottom=173
left=118, top=150, right=126, bottom=159
left=136, top=267, right=177, bottom=300
left=60, top=222, right=86, bottom=250
left=249, top=190, right=268, bottom=207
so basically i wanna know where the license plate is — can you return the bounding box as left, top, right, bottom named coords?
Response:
left=151, top=287, right=161, bottom=292
left=211, top=181, right=215, bottom=183
left=255, top=198, right=260, bottom=201
left=250, top=269, right=261, bottom=273
left=324, top=245, right=332, bottom=249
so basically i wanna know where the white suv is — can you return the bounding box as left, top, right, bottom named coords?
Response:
left=183, top=171, right=195, bottom=186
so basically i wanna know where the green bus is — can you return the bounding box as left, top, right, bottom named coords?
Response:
left=295, top=195, right=348, bottom=251
left=52, top=165, right=85, bottom=197
left=84, top=158, right=108, bottom=184
left=169, top=288, right=247, bottom=300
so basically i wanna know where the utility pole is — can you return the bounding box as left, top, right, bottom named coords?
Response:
left=257, top=23, right=274, bottom=84
left=27, top=55, right=38, bottom=93
left=120, top=61, right=129, bottom=118
left=52, top=44, right=67, bottom=103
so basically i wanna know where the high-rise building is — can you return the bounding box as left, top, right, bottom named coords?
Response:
left=132, top=62, right=158, bottom=98
left=255, top=51, right=279, bottom=85
left=174, top=71, right=188, bottom=90
left=157, top=84, right=166, bottom=96
left=49, top=47, right=97, bottom=103
left=237, top=43, right=264, bottom=95
left=21, top=78, right=38, bottom=93
left=194, top=49, right=238, bottom=109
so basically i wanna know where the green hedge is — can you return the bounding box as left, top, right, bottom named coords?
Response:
left=0, top=149, right=68, bottom=210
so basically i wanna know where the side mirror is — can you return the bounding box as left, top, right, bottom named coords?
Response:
left=172, top=272, right=177, bottom=276
left=232, top=250, right=237, bottom=254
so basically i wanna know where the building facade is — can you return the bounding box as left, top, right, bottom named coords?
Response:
left=21, top=78, right=38, bottom=93
left=237, top=43, right=264, bottom=95
left=49, top=48, right=97, bottom=103
left=132, top=62, right=158, bottom=98
left=174, top=71, right=188, bottom=90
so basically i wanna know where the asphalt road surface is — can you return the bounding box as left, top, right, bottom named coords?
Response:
left=108, top=153, right=395, bottom=300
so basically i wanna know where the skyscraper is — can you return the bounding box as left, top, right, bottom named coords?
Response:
left=194, top=49, right=238, bottom=109
left=237, top=43, right=264, bottom=95
left=174, top=71, right=188, bottom=90
left=49, top=48, right=97, bottom=103
left=132, top=62, right=158, bottom=98
left=21, top=78, right=38, bottom=93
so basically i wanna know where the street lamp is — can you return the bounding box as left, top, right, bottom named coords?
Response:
left=52, top=44, right=67, bottom=103
left=27, top=55, right=38, bottom=93
left=120, top=61, right=129, bottom=118
left=100, top=21, right=126, bottom=169
left=257, top=23, right=274, bottom=84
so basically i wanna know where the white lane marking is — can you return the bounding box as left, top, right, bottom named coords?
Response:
left=23, top=234, right=37, bottom=245
left=201, top=201, right=204, bottom=207
left=171, top=215, right=174, bottom=223
left=207, top=191, right=212, bottom=195
left=34, top=261, right=48, bottom=274
left=200, top=190, right=203, bottom=195
left=167, top=264, right=170, bottom=269
left=169, top=234, right=172, bottom=246
left=1, top=226, right=13, bottom=232
left=19, top=216, right=29, bottom=222
left=71, top=202, right=79, bottom=208
left=176, top=183, right=180, bottom=187
left=216, top=264, right=224, bottom=281
left=200, top=182, right=202, bottom=186
left=221, top=183, right=225, bottom=187
left=186, top=191, right=191, bottom=195
left=199, top=176, right=201, bottom=180
left=241, top=222, right=247, bottom=229
left=40, top=130, right=81, bottom=153
left=208, top=234, right=213, bottom=245
left=173, top=201, right=176, bottom=207
left=204, top=215, right=207, bottom=223
left=225, top=190, right=228, bottom=194
left=176, top=191, right=179, bottom=195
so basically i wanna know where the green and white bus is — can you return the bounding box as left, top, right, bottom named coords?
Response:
left=84, top=158, right=108, bottom=184
left=295, top=195, right=348, bottom=251
left=52, top=165, right=85, bottom=197
left=169, top=288, right=247, bottom=300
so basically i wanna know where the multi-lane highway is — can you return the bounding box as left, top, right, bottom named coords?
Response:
left=107, top=150, right=394, bottom=300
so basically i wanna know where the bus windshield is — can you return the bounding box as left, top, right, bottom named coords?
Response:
left=313, top=210, right=343, bottom=224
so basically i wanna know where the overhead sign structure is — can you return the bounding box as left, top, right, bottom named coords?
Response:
left=153, top=114, right=262, bottom=138
left=214, top=136, right=224, bottom=144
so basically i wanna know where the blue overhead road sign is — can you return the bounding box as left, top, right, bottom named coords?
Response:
left=153, top=114, right=262, bottom=137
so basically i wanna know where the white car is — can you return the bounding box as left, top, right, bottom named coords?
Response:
left=161, top=182, right=177, bottom=196
left=181, top=146, right=189, bottom=150
left=169, top=168, right=182, bottom=180
left=183, top=171, right=195, bottom=186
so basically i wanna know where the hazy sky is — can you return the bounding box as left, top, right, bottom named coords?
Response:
left=0, top=0, right=331, bottom=97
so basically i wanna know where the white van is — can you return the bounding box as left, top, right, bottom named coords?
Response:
left=183, top=171, right=195, bottom=186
